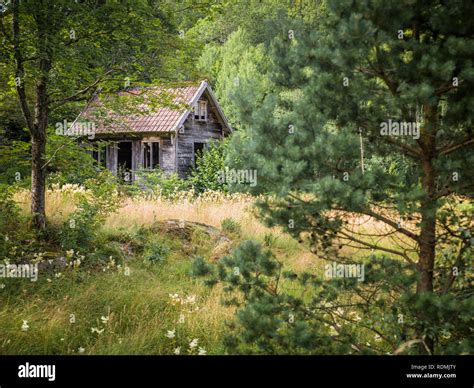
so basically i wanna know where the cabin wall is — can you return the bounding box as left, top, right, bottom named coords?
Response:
left=106, top=143, right=118, bottom=175
left=177, top=123, right=223, bottom=178
left=159, top=137, right=176, bottom=175
left=176, top=96, right=224, bottom=178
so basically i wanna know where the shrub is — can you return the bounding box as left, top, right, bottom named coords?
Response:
left=133, top=168, right=191, bottom=199
left=143, top=240, right=170, bottom=265
left=221, top=218, right=241, bottom=236
left=46, top=129, right=103, bottom=187
left=59, top=171, right=120, bottom=252
left=0, top=185, right=22, bottom=258
left=191, top=140, right=228, bottom=193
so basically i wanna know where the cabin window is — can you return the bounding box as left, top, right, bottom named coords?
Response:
left=194, top=100, right=207, bottom=121
left=143, top=142, right=160, bottom=169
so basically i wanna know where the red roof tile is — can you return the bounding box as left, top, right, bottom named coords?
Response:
left=75, top=84, right=201, bottom=135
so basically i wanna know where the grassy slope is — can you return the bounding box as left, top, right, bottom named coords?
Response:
left=2, top=189, right=408, bottom=355
left=1, top=190, right=314, bottom=355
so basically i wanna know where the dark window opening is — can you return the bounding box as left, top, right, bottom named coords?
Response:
left=143, top=142, right=160, bottom=169
left=193, top=142, right=205, bottom=166
left=117, top=142, right=132, bottom=183
left=152, top=142, right=159, bottom=168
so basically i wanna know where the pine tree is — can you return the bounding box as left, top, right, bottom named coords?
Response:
left=218, top=0, right=473, bottom=354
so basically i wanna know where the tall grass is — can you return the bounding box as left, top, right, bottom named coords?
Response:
left=4, top=187, right=406, bottom=354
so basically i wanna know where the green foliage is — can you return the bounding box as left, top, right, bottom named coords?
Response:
left=133, top=169, right=192, bottom=198
left=0, top=136, right=30, bottom=187
left=190, top=140, right=228, bottom=192
left=0, top=128, right=104, bottom=188
left=190, top=256, right=213, bottom=277
left=194, top=239, right=473, bottom=354
left=198, top=28, right=271, bottom=129
left=46, top=131, right=104, bottom=186
left=203, top=0, right=474, bottom=355
left=143, top=240, right=170, bottom=265
left=221, top=218, right=241, bottom=237
left=59, top=171, right=120, bottom=252
left=0, top=185, right=22, bottom=258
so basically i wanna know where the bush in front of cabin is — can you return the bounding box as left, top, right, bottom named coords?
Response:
left=191, top=140, right=228, bottom=193
left=132, top=168, right=192, bottom=199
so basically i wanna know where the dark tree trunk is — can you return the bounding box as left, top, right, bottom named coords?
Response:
left=30, top=68, right=50, bottom=230
left=29, top=35, right=51, bottom=228
left=417, top=158, right=436, bottom=295
left=30, top=5, right=51, bottom=230
left=31, top=131, right=47, bottom=229
left=12, top=0, right=51, bottom=231
left=416, top=104, right=438, bottom=354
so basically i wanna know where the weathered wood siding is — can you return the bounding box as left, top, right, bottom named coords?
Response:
left=177, top=94, right=224, bottom=178
left=159, top=136, right=176, bottom=175
left=131, top=140, right=142, bottom=177
left=106, top=142, right=117, bottom=176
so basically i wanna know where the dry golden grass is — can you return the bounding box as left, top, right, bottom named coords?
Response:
left=105, top=196, right=273, bottom=237
left=14, top=187, right=80, bottom=223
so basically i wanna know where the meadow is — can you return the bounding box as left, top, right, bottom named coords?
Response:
left=0, top=187, right=318, bottom=355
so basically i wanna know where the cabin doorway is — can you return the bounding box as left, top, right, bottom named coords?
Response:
left=193, top=142, right=205, bottom=165
left=117, top=142, right=132, bottom=183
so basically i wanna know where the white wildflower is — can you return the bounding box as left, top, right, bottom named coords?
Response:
left=189, top=338, right=199, bottom=349
left=21, top=320, right=29, bottom=331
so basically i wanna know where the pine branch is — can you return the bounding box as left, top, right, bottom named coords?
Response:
left=337, top=230, right=415, bottom=265
left=438, top=136, right=474, bottom=156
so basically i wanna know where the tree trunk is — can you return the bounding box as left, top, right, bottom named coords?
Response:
left=12, top=0, right=51, bottom=231
left=417, top=158, right=436, bottom=294
left=31, top=132, right=47, bottom=229
left=416, top=104, right=438, bottom=354
left=31, top=59, right=51, bottom=230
